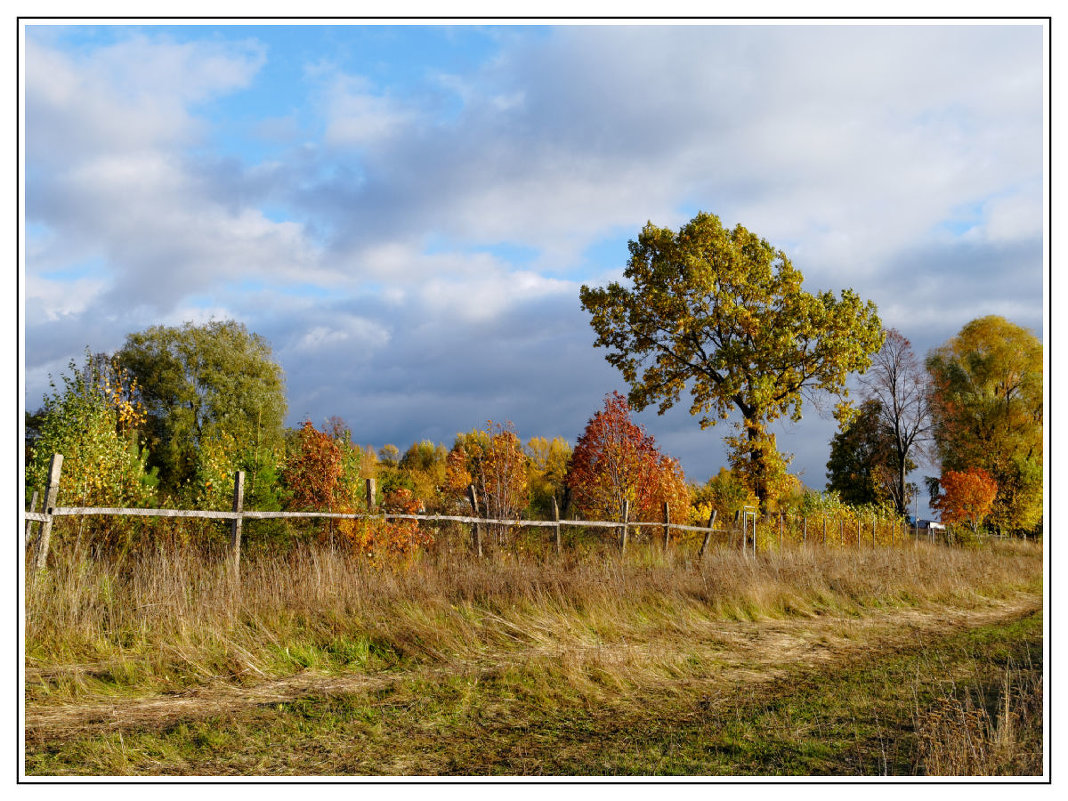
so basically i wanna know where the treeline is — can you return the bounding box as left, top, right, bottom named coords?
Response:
left=24, top=214, right=1043, bottom=554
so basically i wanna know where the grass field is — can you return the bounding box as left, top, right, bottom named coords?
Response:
left=24, top=537, right=1044, bottom=777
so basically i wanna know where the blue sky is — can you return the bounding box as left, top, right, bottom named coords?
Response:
left=22, top=22, right=1047, bottom=506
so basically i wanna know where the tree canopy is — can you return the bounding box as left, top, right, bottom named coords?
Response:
left=26, top=351, right=155, bottom=510
left=116, top=320, right=287, bottom=494
left=826, top=398, right=912, bottom=508
left=566, top=392, right=689, bottom=523
left=926, top=315, right=1042, bottom=535
left=580, top=211, right=883, bottom=510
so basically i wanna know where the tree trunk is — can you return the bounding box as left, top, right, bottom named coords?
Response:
left=746, top=421, right=769, bottom=512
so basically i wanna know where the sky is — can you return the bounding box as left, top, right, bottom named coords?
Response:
left=21, top=21, right=1047, bottom=508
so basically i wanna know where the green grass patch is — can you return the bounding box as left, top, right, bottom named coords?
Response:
left=26, top=608, right=1042, bottom=776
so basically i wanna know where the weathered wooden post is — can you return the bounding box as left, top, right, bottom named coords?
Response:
left=467, top=484, right=483, bottom=558
left=365, top=477, right=377, bottom=513
left=230, top=471, right=245, bottom=579
left=698, top=509, right=717, bottom=559
left=552, top=495, right=562, bottom=555
left=822, top=516, right=827, bottom=546
left=34, top=454, right=63, bottom=571
left=662, top=502, right=671, bottom=554
left=803, top=515, right=808, bottom=545
left=872, top=516, right=877, bottom=548
left=25, top=490, right=39, bottom=547
left=779, top=514, right=783, bottom=550
left=619, top=499, right=630, bottom=555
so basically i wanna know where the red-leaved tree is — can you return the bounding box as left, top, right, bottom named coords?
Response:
left=933, top=467, right=998, bottom=534
left=567, top=392, right=689, bottom=523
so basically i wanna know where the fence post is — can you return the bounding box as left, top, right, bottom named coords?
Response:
left=33, top=454, right=63, bottom=571
left=698, top=509, right=717, bottom=559
left=365, top=478, right=377, bottom=513
left=552, top=495, right=562, bottom=555
left=620, top=499, right=630, bottom=555
left=872, top=516, right=877, bottom=548
left=467, top=484, right=482, bottom=558
left=230, top=471, right=245, bottom=579
left=803, top=515, right=807, bottom=545
left=779, top=514, right=783, bottom=550
left=662, top=502, right=670, bottom=554
left=25, top=490, right=39, bottom=547
left=822, top=516, right=827, bottom=546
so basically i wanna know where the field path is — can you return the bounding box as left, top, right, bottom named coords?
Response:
left=25, top=592, right=1041, bottom=741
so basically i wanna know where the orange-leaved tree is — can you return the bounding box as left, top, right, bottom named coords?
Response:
left=933, top=468, right=998, bottom=534
left=283, top=421, right=343, bottom=511
left=446, top=422, right=528, bottom=519
left=567, top=392, right=689, bottom=523
left=446, top=422, right=528, bottom=543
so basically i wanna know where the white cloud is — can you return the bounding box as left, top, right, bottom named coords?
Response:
left=418, top=269, right=575, bottom=323
left=290, top=318, right=391, bottom=354
left=24, top=24, right=1045, bottom=500
left=323, top=74, right=418, bottom=148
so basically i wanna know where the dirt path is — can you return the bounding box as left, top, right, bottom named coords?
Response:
left=24, top=592, right=1041, bottom=741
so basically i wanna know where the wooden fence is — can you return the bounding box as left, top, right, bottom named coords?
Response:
left=23, top=453, right=926, bottom=578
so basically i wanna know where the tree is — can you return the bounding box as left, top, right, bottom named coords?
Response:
left=524, top=436, right=573, bottom=517
left=566, top=392, right=689, bottom=523
left=580, top=211, right=883, bottom=510
left=926, top=316, right=1042, bottom=535
left=282, top=421, right=343, bottom=512
left=826, top=398, right=912, bottom=507
left=446, top=422, right=529, bottom=538
left=690, top=467, right=758, bottom=526
left=399, top=440, right=449, bottom=511
left=26, top=351, right=155, bottom=524
left=116, top=320, right=287, bottom=495
left=932, top=468, right=998, bottom=535
left=856, top=329, right=931, bottom=516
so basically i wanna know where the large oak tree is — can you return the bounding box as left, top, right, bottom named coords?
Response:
left=580, top=212, right=883, bottom=510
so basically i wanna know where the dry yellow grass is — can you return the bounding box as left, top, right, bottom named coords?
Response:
left=23, top=535, right=1043, bottom=776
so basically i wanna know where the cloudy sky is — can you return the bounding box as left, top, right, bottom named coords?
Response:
left=22, top=21, right=1047, bottom=501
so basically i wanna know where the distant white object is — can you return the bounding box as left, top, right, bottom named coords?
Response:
left=909, top=517, right=946, bottom=531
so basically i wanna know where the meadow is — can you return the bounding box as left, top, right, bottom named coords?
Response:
left=24, top=532, right=1043, bottom=777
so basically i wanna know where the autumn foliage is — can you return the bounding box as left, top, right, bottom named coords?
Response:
left=283, top=421, right=343, bottom=511
left=567, top=392, right=689, bottom=524
left=446, top=422, right=528, bottom=521
left=340, top=487, right=433, bottom=567
left=933, top=468, right=998, bottom=534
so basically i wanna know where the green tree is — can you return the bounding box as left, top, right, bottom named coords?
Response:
left=26, top=351, right=156, bottom=512
left=580, top=212, right=883, bottom=510
left=826, top=398, right=912, bottom=507
left=116, top=320, right=287, bottom=496
left=926, top=316, right=1043, bottom=535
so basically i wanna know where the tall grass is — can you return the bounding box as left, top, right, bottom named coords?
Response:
left=915, top=659, right=1043, bottom=775
left=25, top=531, right=1041, bottom=705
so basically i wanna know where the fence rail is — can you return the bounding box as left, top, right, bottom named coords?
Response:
left=24, top=454, right=922, bottom=578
